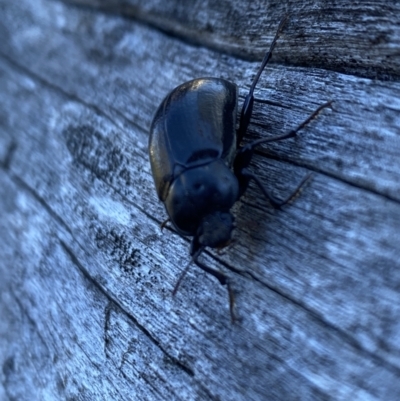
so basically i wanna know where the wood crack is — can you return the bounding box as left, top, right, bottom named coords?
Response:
left=1, top=140, right=17, bottom=170
left=9, top=173, right=74, bottom=238
left=7, top=167, right=398, bottom=379
left=2, top=3, right=399, bottom=395
left=59, top=239, right=196, bottom=379
left=1, top=40, right=398, bottom=206
left=0, top=51, right=146, bottom=135
left=255, top=149, right=400, bottom=205
left=217, top=253, right=400, bottom=377
left=4, top=169, right=344, bottom=397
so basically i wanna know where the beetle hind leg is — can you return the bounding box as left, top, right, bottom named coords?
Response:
left=237, top=15, right=288, bottom=146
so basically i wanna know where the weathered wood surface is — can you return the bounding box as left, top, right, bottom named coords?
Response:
left=1, top=0, right=400, bottom=400
left=64, top=0, right=400, bottom=79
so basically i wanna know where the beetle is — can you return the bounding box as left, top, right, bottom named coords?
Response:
left=149, top=16, right=331, bottom=321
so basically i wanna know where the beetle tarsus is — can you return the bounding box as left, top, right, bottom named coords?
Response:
left=172, top=247, right=204, bottom=296
left=291, top=101, right=334, bottom=136
left=280, top=172, right=314, bottom=206
left=227, top=280, right=236, bottom=324
left=160, top=217, right=171, bottom=231
left=172, top=263, right=191, bottom=296
left=270, top=171, right=315, bottom=208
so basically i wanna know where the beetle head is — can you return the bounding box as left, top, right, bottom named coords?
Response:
left=191, top=211, right=234, bottom=254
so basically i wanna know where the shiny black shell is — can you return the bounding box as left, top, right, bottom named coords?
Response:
left=149, top=78, right=238, bottom=202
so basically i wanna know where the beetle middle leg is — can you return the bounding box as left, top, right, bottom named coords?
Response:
left=241, top=169, right=313, bottom=208
left=234, top=101, right=333, bottom=206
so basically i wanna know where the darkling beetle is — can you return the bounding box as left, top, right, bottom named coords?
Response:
left=149, top=16, right=331, bottom=322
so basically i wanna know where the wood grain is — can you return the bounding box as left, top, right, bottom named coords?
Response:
left=63, top=0, right=400, bottom=79
left=1, top=0, right=399, bottom=400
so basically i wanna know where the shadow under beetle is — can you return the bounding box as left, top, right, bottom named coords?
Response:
left=149, top=16, right=332, bottom=322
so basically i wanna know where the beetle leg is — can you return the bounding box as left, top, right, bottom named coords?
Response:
left=160, top=217, right=171, bottom=231
left=194, top=258, right=228, bottom=286
left=242, top=100, right=333, bottom=152
left=239, top=168, right=281, bottom=207
left=233, top=145, right=313, bottom=205
left=241, top=168, right=314, bottom=208
left=227, top=280, right=236, bottom=324
left=172, top=262, right=191, bottom=296
left=237, top=15, right=288, bottom=145
left=172, top=247, right=204, bottom=295
left=172, top=248, right=236, bottom=322
left=234, top=100, right=332, bottom=205
left=194, top=258, right=236, bottom=323
left=234, top=100, right=332, bottom=199
left=160, top=218, right=185, bottom=238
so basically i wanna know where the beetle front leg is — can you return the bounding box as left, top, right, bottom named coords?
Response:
left=173, top=246, right=236, bottom=323
left=194, top=258, right=236, bottom=323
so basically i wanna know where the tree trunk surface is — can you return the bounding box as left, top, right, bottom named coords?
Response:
left=1, top=1, right=400, bottom=400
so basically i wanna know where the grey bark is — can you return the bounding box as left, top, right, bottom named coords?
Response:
left=0, top=0, right=399, bottom=400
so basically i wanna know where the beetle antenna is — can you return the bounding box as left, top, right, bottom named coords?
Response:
left=172, top=247, right=204, bottom=296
